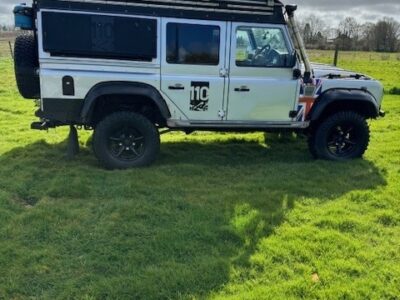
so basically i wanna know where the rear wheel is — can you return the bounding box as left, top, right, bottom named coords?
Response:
left=308, top=111, right=370, bottom=161
left=93, top=112, right=160, bottom=169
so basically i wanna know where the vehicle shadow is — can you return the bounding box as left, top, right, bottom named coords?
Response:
left=0, top=137, right=387, bottom=298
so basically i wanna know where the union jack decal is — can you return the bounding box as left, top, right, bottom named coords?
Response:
left=296, top=79, right=323, bottom=122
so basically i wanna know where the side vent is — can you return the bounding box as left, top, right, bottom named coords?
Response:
left=62, top=76, right=75, bottom=96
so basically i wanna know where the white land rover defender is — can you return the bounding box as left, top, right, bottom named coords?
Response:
left=13, top=0, right=385, bottom=169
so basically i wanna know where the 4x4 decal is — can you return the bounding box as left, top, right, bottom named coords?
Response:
left=190, top=81, right=209, bottom=111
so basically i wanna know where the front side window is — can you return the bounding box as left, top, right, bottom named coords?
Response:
left=167, top=23, right=220, bottom=65
left=236, top=26, right=291, bottom=68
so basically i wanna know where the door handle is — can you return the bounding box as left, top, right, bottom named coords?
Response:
left=234, top=86, right=250, bottom=92
left=168, top=84, right=185, bottom=90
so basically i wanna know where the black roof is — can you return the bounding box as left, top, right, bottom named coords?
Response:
left=35, top=0, right=286, bottom=24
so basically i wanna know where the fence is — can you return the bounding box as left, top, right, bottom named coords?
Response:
left=0, top=39, right=14, bottom=58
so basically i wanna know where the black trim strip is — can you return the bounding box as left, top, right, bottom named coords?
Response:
left=82, top=81, right=171, bottom=124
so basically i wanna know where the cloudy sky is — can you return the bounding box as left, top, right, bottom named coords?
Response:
left=0, top=0, right=399, bottom=26
left=291, top=0, right=400, bottom=26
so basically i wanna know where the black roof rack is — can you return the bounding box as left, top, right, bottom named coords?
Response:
left=35, top=0, right=286, bottom=24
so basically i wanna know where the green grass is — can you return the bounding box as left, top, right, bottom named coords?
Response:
left=0, top=47, right=400, bottom=299
left=0, top=39, right=14, bottom=59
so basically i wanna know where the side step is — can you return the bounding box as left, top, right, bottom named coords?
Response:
left=167, top=120, right=310, bottom=129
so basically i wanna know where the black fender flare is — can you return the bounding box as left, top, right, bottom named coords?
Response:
left=308, top=89, right=380, bottom=121
left=81, top=81, right=171, bottom=123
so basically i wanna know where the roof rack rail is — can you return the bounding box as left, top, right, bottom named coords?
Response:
left=35, top=0, right=286, bottom=23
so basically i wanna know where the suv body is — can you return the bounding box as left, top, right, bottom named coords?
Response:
left=13, top=0, right=385, bottom=169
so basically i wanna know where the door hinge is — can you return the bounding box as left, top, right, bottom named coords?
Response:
left=219, top=68, right=229, bottom=77
left=218, top=110, right=226, bottom=119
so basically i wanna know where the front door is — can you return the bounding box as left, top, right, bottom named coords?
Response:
left=161, top=18, right=227, bottom=121
left=227, top=23, right=299, bottom=122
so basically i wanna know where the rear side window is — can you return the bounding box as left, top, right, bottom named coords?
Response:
left=167, top=23, right=220, bottom=65
left=42, top=12, right=157, bottom=61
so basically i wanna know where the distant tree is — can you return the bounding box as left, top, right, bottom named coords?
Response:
left=300, top=15, right=327, bottom=46
left=297, top=14, right=400, bottom=52
left=237, top=36, right=247, bottom=48
left=315, top=31, right=327, bottom=50
left=338, top=17, right=360, bottom=39
left=337, top=17, right=361, bottom=50
left=303, top=23, right=312, bottom=44
left=0, top=25, right=15, bottom=32
left=372, top=18, right=400, bottom=52
left=360, top=22, right=376, bottom=51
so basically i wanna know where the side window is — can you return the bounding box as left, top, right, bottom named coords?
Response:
left=235, top=26, right=291, bottom=68
left=167, top=23, right=220, bottom=65
left=42, top=12, right=157, bottom=61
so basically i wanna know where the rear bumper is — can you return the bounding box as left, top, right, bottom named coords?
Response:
left=37, top=98, right=84, bottom=124
left=32, top=99, right=83, bottom=130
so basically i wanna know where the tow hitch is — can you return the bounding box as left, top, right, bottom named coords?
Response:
left=31, top=121, right=56, bottom=130
left=31, top=122, right=80, bottom=158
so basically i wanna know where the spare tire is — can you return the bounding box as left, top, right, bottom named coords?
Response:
left=14, top=33, right=40, bottom=99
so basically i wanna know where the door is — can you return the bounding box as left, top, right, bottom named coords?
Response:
left=227, top=23, right=300, bottom=122
left=161, top=18, right=227, bottom=121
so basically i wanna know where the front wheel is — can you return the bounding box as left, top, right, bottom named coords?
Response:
left=93, top=112, right=160, bottom=169
left=308, top=111, right=370, bottom=161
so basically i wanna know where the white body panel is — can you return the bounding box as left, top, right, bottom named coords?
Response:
left=160, top=18, right=227, bottom=121
left=40, top=65, right=160, bottom=100
left=37, top=9, right=187, bottom=120
left=310, top=64, right=384, bottom=107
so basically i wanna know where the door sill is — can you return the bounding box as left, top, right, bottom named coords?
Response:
left=167, top=119, right=310, bottom=129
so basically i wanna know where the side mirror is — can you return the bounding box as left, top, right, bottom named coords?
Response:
left=286, top=50, right=297, bottom=68
left=293, top=68, right=302, bottom=79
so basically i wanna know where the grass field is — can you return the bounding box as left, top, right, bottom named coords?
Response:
left=0, top=44, right=399, bottom=299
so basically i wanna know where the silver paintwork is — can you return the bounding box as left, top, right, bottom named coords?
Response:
left=36, top=7, right=384, bottom=130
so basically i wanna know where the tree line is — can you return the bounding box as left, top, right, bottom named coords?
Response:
left=0, top=25, right=14, bottom=32
left=299, top=16, right=400, bottom=52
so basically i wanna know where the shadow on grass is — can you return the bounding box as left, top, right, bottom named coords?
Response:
left=0, top=136, right=387, bottom=298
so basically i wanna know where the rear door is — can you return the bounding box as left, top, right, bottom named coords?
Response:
left=161, top=18, right=227, bottom=121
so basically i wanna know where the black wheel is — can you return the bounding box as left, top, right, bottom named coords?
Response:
left=93, top=112, right=160, bottom=169
left=308, top=111, right=370, bottom=161
left=14, top=33, right=40, bottom=99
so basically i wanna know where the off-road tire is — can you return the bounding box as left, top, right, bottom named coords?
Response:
left=14, top=33, right=40, bottom=99
left=308, top=111, right=370, bottom=161
left=93, top=112, right=160, bottom=169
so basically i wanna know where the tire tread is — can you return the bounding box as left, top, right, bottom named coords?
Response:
left=308, top=111, right=370, bottom=161
left=14, top=33, right=40, bottom=99
left=93, top=112, right=160, bottom=169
